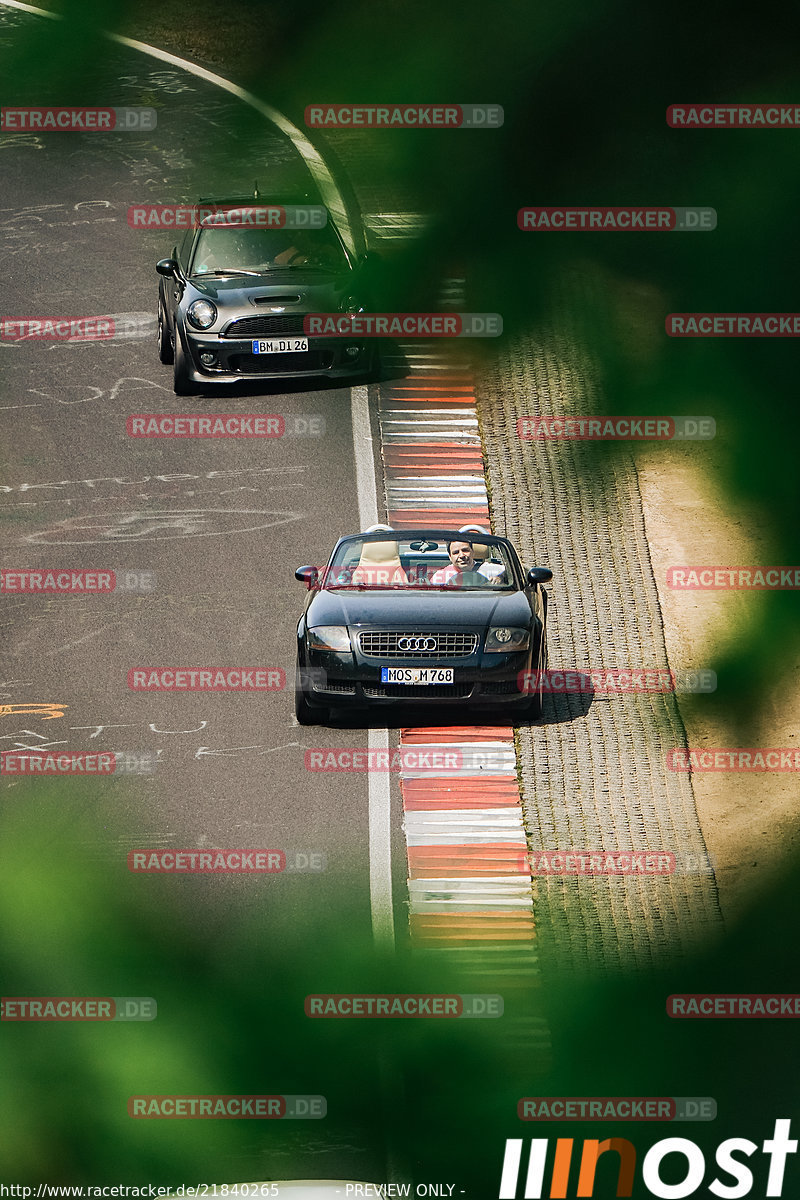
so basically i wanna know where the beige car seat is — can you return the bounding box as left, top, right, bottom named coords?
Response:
left=351, top=539, right=409, bottom=586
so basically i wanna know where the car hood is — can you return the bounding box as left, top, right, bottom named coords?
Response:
left=186, top=272, right=351, bottom=307
left=307, top=587, right=532, bottom=627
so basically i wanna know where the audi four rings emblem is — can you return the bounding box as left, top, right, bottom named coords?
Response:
left=397, top=636, right=437, bottom=651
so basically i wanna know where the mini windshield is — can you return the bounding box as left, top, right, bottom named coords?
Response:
left=323, top=536, right=518, bottom=590
left=190, top=224, right=348, bottom=275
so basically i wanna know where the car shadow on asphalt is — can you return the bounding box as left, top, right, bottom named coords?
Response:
left=324, top=678, right=594, bottom=731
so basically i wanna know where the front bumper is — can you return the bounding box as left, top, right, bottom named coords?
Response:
left=300, top=644, right=533, bottom=707
left=182, top=330, right=374, bottom=382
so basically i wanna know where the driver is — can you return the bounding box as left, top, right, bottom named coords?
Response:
left=429, top=540, right=493, bottom=586
left=273, top=240, right=310, bottom=266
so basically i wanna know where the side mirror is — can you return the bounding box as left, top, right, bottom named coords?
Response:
left=295, top=566, right=319, bottom=590
left=527, top=567, right=553, bottom=586
left=156, top=258, right=178, bottom=277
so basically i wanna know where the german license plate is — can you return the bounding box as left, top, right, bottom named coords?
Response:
left=380, top=667, right=453, bottom=684
left=252, top=337, right=309, bottom=354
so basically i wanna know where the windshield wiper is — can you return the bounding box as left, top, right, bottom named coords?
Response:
left=262, top=265, right=339, bottom=273
left=192, top=268, right=264, bottom=278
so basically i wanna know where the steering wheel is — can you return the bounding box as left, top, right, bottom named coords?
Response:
left=448, top=569, right=488, bottom=587
left=285, top=250, right=310, bottom=266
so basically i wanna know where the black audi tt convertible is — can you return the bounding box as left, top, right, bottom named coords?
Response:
left=293, top=528, right=552, bottom=724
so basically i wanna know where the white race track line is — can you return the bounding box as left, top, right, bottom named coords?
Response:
left=352, top=385, right=395, bottom=951
left=0, top=0, right=395, bottom=951
left=0, top=0, right=356, bottom=254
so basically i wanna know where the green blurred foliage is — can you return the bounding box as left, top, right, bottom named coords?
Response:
left=1, top=1, right=799, bottom=1191
left=0, top=787, right=799, bottom=1193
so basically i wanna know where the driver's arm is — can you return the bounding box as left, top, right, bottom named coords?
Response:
left=273, top=244, right=306, bottom=266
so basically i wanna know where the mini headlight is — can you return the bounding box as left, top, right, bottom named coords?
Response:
left=307, top=625, right=351, bottom=652
left=187, top=299, right=217, bottom=330
left=485, top=626, right=530, bottom=652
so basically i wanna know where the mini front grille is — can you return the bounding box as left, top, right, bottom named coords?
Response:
left=362, top=683, right=474, bottom=699
left=357, top=630, right=479, bottom=659
left=227, top=351, right=330, bottom=374
left=222, top=314, right=306, bottom=338
left=481, top=680, right=523, bottom=695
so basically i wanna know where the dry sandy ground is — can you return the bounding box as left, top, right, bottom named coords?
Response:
left=598, top=269, right=799, bottom=924
left=637, top=433, right=800, bottom=924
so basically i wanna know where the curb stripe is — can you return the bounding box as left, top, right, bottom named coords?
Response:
left=376, top=332, right=538, bottom=994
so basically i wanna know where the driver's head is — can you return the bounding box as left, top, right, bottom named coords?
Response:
left=447, top=540, right=474, bottom=571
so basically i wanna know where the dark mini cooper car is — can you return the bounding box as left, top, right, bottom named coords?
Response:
left=155, top=196, right=376, bottom=393
left=294, top=528, right=552, bottom=724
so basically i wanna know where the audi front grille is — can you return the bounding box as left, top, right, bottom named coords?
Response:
left=357, top=630, right=479, bottom=659
left=362, top=683, right=474, bottom=699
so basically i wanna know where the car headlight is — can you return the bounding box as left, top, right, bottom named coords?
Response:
left=307, top=625, right=351, bottom=652
left=342, top=295, right=365, bottom=314
left=186, top=299, right=217, bottom=330
left=485, top=626, right=530, bottom=652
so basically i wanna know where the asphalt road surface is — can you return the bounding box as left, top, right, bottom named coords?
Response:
left=0, top=23, right=410, bottom=1183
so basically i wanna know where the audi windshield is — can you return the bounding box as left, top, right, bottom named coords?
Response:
left=321, top=535, right=519, bottom=591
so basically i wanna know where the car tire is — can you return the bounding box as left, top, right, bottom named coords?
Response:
left=528, top=665, right=544, bottom=718
left=527, top=592, right=548, bottom=719
left=294, top=668, right=327, bottom=726
left=366, top=344, right=381, bottom=380
left=157, top=301, right=173, bottom=364
left=173, top=336, right=194, bottom=395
